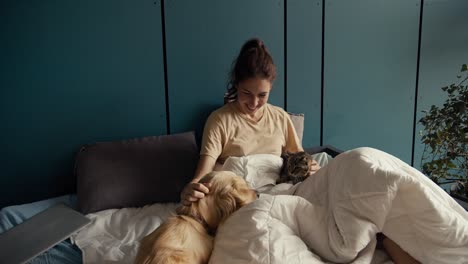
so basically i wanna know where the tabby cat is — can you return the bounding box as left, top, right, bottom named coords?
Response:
left=276, top=151, right=319, bottom=184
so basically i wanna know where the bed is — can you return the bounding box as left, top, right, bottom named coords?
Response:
left=1, top=131, right=467, bottom=264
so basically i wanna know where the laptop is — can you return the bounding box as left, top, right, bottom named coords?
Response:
left=0, top=203, right=91, bottom=264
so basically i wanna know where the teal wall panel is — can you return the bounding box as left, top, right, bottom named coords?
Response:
left=0, top=0, right=166, bottom=207
left=323, top=0, right=420, bottom=163
left=287, top=0, right=322, bottom=147
left=165, top=0, right=284, bottom=137
left=414, top=0, right=468, bottom=171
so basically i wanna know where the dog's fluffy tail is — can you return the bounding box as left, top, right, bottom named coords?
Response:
left=138, top=248, right=189, bottom=264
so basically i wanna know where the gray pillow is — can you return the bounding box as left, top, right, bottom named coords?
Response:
left=75, top=131, right=198, bottom=214
left=288, top=112, right=304, bottom=145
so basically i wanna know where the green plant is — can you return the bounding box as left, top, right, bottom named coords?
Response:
left=419, top=64, right=467, bottom=197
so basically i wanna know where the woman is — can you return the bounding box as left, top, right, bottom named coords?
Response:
left=180, top=38, right=306, bottom=206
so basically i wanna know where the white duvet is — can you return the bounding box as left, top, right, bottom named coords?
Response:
left=72, top=148, right=468, bottom=264
left=71, top=203, right=178, bottom=264
left=210, top=147, right=468, bottom=264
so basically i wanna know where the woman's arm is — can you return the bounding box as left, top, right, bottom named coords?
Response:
left=180, top=155, right=216, bottom=205
left=382, top=236, right=420, bottom=264
left=193, top=155, right=217, bottom=183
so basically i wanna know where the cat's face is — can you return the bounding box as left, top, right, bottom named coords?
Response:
left=286, top=152, right=316, bottom=177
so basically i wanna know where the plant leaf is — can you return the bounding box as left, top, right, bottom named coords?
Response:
left=419, top=64, right=467, bottom=185
left=447, top=161, right=457, bottom=169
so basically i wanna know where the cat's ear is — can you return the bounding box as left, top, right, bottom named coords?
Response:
left=281, top=152, right=291, bottom=159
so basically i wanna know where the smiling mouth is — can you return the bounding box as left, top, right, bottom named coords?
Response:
left=246, top=106, right=257, bottom=112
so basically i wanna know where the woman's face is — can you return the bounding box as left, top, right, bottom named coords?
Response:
left=236, top=77, right=272, bottom=119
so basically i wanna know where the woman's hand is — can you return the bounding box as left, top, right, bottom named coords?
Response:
left=307, top=160, right=321, bottom=176
left=182, top=155, right=216, bottom=205
left=180, top=182, right=211, bottom=206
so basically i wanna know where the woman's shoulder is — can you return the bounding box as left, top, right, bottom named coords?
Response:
left=206, top=103, right=236, bottom=123
left=265, top=103, right=288, bottom=117
left=210, top=103, right=236, bottom=117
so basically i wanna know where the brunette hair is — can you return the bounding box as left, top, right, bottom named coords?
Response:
left=224, top=38, right=277, bottom=103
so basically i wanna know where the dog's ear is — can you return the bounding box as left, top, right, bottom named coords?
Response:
left=232, top=177, right=257, bottom=207
left=215, top=192, right=238, bottom=226
left=215, top=177, right=255, bottom=222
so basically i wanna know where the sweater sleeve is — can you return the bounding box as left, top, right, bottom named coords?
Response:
left=200, top=112, right=224, bottom=160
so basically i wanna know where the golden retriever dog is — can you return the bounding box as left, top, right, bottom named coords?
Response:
left=134, top=171, right=257, bottom=264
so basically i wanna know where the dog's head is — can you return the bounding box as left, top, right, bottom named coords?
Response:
left=177, top=171, right=257, bottom=232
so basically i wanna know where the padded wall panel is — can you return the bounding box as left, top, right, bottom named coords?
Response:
left=287, top=0, right=322, bottom=147
left=0, top=0, right=166, bottom=208
left=413, top=0, right=468, bottom=170
left=323, top=0, right=420, bottom=163
left=165, top=0, right=284, bottom=137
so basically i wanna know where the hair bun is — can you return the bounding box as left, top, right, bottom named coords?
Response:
left=242, top=38, right=265, bottom=53
left=257, top=39, right=265, bottom=49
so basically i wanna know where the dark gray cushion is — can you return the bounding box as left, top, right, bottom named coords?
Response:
left=75, top=131, right=198, bottom=214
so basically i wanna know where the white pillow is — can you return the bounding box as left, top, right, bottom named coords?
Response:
left=221, top=154, right=283, bottom=190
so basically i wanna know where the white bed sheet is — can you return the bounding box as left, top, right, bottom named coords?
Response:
left=71, top=203, right=178, bottom=264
